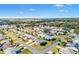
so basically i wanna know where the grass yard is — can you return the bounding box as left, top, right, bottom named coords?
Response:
left=51, top=47, right=59, bottom=54
left=31, top=41, right=55, bottom=51
left=31, top=37, right=60, bottom=51
left=21, top=49, right=32, bottom=54
left=0, top=51, right=4, bottom=54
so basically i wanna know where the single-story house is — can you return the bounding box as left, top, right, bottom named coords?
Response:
left=35, top=40, right=47, bottom=46
left=38, top=34, right=55, bottom=41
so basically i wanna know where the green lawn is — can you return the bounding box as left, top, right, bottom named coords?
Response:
left=31, top=41, right=55, bottom=51
left=0, top=51, right=4, bottom=54
left=21, top=49, right=32, bottom=54
left=51, top=47, right=59, bottom=54
left=58, top=42, right=66, bottom=48
left=31, top=37, right=60, bottom=51
left=10, top=31, right=29, bottom=43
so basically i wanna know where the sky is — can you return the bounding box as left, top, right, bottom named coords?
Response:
left=0, top=4, right=79, bottom=18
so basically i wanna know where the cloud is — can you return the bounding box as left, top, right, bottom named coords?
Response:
left=54, top=4, right=64, bottom=7
left=59, top=9, right=68, bottom=13
left=59, top=9, right=64, bottom=12
left=29, top=8, right=35, bottom=11
left=66, top=4, right=71, bottom=6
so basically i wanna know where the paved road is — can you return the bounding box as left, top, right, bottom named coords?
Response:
left=41, top=42, right=60, bottom=53
left=12, top=29, right=40, bottom=42
left=7, top=31, right=60, bottom=54
left=9, top=34, right=39, bottom=53
left=30, top=42, right=60, bottom=54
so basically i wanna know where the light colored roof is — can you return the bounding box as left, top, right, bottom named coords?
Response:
left=45, top=35, right=52, bottom=39
left=38, top=34, right=53, bottom=40
left=0, top=40, right=10, bottom=44
left=68, top=47, right=78, bottom=51
left=73, top=40, right=79, bottom=44
left=59, top=48, right=72, bottom=54
left=47, top=50, right=52, bottom=54
left=61, top=38, right=64, bottom=42
left=0, top=34, right=3, bottom=37
left=4, top=47, right=21, bottom=54
left=4, top=47, right=16, bottom=54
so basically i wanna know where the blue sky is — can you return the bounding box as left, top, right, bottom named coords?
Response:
left=0, top=4, right=79, bottom=18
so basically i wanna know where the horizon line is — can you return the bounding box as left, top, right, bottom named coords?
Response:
left=0, top=16, right=79, bottom=18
